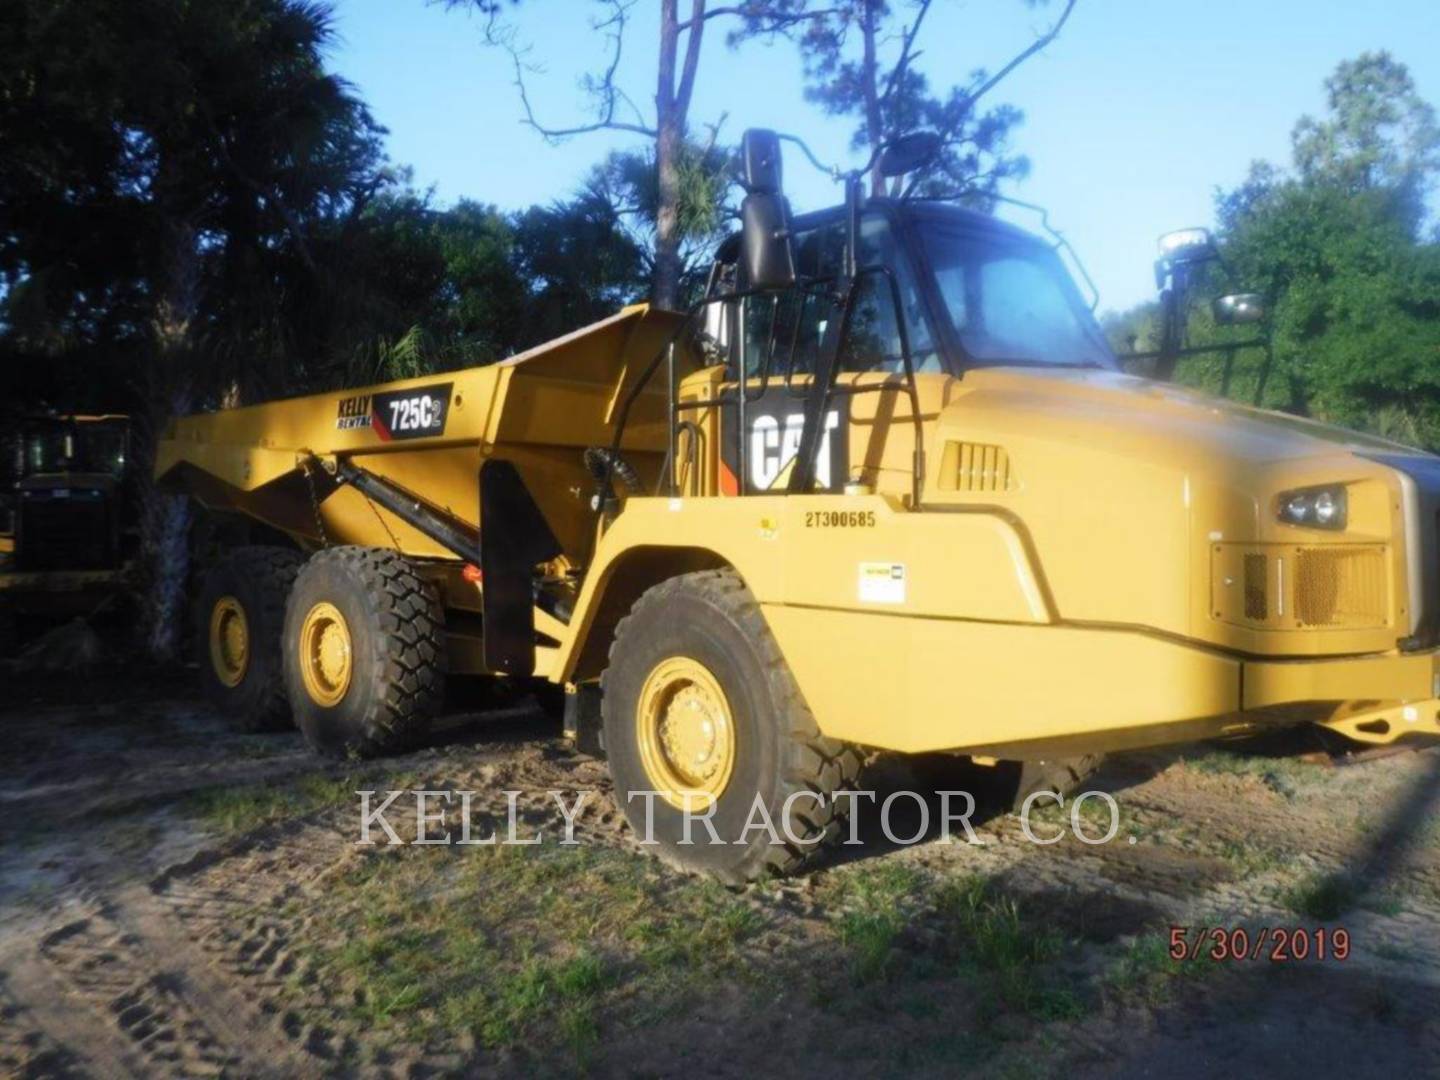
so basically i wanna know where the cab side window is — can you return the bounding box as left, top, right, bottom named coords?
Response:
left=742, top=216, right=939, bottom=378
left=846, top=218, right=940, bottom=373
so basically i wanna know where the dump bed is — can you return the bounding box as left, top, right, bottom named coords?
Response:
left=156, top=305, right=690, bottom=562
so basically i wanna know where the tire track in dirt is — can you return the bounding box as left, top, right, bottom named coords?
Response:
left=146, top=815, right=366, bottom=1072
left=129, top=747, right=630, bottom=1076
left=0, top=961, right=94, bottom=1080
left=36, top=908, right=240, bottom=1077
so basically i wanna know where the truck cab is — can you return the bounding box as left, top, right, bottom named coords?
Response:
left=3, top=415, right=132, bottom=572
left=697, top=198, right=1114, bottom=499
left=0, top=415, right=134, bottom=655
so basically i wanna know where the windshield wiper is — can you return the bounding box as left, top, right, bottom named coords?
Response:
left=971, top=356, right=1108, bottom=369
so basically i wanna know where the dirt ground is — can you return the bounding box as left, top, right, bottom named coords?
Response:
left=2, top=668, right=1439, bottom=1078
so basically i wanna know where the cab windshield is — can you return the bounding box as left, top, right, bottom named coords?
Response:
left=916, top=221, right=1117, bottom=371
left=8, top=421, right=128, bottom=479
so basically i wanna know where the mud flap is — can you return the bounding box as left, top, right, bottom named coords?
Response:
left=479, top=460, right=562, bottom=676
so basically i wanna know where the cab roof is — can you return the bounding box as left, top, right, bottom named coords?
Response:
left=792, top=196, right=1044, bottom=245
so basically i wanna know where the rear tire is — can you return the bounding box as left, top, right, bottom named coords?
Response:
left=196, top=546, right=303, bottom=731
left=1012, top=755, right=1103, bottom=809
left=601, top=570, right=862, bottom=883
left=283, top=546, right=445, bottom=758
left=911, top=753, right=1104, bottom=813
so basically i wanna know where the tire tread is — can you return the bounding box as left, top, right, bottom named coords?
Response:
left=197, top=545, right=303, bottom=731
left=602, top=569, right=863, bottom=883
left=287, top=546, right=445, bottom=756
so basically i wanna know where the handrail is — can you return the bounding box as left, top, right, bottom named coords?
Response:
left=602, top=269, right=926, bottom=509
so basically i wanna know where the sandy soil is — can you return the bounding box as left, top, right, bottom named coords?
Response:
left=2, top=669, right=1438, bottom=1077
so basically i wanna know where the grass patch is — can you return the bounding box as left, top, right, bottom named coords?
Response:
left=302, top=842, right=767, bottom=1063
left=190, top=772, right=372, bottom=834
left=933, top=875, right=1086, bottom=1020
left=1216, top=838, right=1284, bottom=877
left=1373, top=941, right=1417, bottom=963
left=1186, top=750, right=1324, bottom=799
left=1024, top=790, right=1132, bottom=842
left=827, top=863, right=924, bottom=984
left=1358, top=890, right=1405, bottom=917
left=1104, top=934, right=1209, bottom=1005
left=1283, top=872, right=1358, bottom=919
left=838, top=910, right=903, bottom=983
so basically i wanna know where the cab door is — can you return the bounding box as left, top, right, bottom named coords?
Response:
left=719, top=210, right=944, bottom=499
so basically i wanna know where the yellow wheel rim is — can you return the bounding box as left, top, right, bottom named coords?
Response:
left=209, top=596, right=249, bottom=688
left=298, top=601, right=353, bottom=707
left=635, top=656, right=736, bottom=811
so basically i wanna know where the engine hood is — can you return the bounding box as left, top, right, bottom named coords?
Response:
left=946, top=366, right=1426, bottom=471
left=922, top=366, right=1435, bottom=654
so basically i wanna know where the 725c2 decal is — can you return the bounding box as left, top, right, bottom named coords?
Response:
left=335, top=382, right=453, bottom=441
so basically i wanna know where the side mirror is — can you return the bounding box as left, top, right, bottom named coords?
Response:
left=1212, top=293, right=1266, bottom=325
left=878, top=131, right=942, bottom=178
left=1157, top=227, right=1215, bottom=265
left=740, top=192, right=796, bottom=291
left=741, top=129, right=783, bottom=195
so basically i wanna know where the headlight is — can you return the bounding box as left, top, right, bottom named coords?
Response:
left=1277, top=485, right=1348, bottom=530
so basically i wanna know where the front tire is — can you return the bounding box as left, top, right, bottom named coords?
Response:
left=196, top=546, right=303, bottom=731
left=283, top=547, right=445, bottom=758
left=601, top=570, right=862, bottom=883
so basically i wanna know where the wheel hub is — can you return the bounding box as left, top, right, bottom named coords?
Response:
left=636, top=657, right=736, bottom=811
left=298, top=601, right=353, bottom=707
left=209, top=596, right=249, bottom=688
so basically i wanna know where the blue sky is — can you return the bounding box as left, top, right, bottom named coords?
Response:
left=330, top=0, right=1440, bottom=313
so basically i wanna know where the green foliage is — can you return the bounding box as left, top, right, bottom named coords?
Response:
left=1283, top=872, right=1359, bottom=920
left=1291, top=53, right=1439, bottom=196
left=933, top=875, right=1078, bottom=1019
left=1104, top=934, right=1208, bottom=1005
left=580, top=139, right=736, bottom=307
left=0, top=0, right=655, bottom=413
left=510, top=186, right=649, bottom=344
left=0, top=0, right=388, bottom=408
left=1111, top=52, right=1440, bottom=449
left=189, top=772, right=370, bottom=834
left=730, top=0, right=1036, bottom=200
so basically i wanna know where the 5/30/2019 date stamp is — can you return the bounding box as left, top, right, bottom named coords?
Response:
left=1169, top=926, right=1351, bottom=963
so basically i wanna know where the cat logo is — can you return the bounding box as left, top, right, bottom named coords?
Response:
left=719, top=386, right=848, bottom=494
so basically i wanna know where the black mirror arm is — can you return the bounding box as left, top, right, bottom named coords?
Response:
left=776, top=133, right=844, bottom=181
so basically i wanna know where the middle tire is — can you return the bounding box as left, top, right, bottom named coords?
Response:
left=283, top=546, right=446, bottom=758
left=601, top=569, right=862, bottom=883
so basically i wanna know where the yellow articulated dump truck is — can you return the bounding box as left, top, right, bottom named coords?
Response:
left=158, top=130, right=1440, bottom=881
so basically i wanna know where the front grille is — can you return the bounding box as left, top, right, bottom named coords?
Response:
left=1294, top=546, right=1388, bottom=627
left=1213, top=543, right=1391, bottom=631
left=16, top=494, right=115, bottom=570
left=1243, top=553, right=1269, bottom=621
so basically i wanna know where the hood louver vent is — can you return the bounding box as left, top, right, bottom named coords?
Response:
left=939, top=442, right=1015, bottom=494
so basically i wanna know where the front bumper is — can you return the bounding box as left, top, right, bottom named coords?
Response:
left=1244, top=648, right=1440, bottom=745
